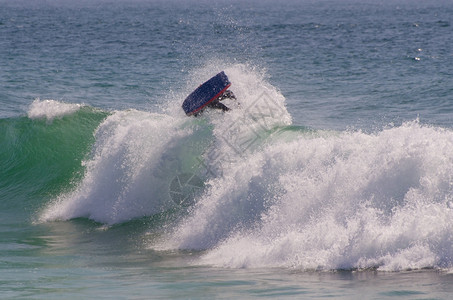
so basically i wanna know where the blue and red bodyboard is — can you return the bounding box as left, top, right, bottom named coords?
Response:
left=182, top=71, right=231, bottom=116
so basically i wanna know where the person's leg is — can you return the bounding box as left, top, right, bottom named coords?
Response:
left=208, top=100, right=230, bottom=111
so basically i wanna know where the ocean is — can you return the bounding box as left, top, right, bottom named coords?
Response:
left=1, top=0, right=453, bottom=298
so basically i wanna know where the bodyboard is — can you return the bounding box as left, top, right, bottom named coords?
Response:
left=182, top=71, right=231, bottom=116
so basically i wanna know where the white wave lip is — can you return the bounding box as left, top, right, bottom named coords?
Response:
left=164, top=121, right=453, bottom=271
left=27, top=99, right=83, bottom=121
left=40, top=109, right=194, bottom=224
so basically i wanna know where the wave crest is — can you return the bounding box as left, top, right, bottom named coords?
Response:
left=28, top=99, right=84, bottom=122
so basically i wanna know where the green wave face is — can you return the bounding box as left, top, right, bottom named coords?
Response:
left=0, top=108, right=108, bottom=211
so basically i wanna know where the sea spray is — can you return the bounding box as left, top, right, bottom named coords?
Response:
left=40, top=63, right=292, bottom=224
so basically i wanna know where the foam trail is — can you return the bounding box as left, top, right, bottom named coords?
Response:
left=28, top=99, right=83, bottom=122
left=162, top=121, right=453, bottom=271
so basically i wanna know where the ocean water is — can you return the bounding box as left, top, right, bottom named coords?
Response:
left=1, top=0, right=453, bottom=298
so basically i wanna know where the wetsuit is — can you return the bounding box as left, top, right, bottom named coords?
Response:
left=194, top=90, right=236, bottom=116
left=207, top=90, right=236, bottom=111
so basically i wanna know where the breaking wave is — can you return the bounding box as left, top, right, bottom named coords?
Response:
left=30, top=64, right=453, bottom=271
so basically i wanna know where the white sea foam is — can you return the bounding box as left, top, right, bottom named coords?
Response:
left=162, top=120, right=453, bottom=271
left=27, top=99, right=83, bottom=122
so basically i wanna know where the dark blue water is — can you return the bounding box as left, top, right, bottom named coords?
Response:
left=1, top=0, right=453, bottom=298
